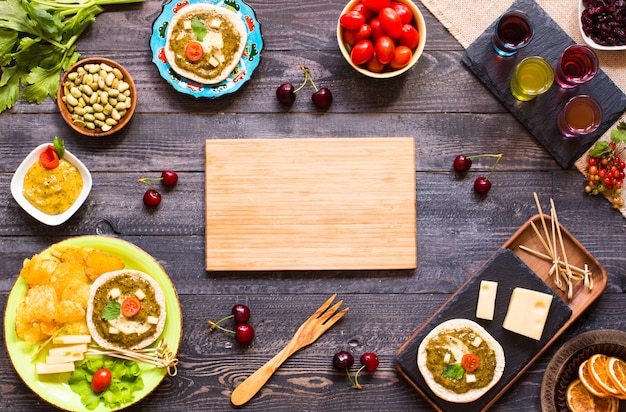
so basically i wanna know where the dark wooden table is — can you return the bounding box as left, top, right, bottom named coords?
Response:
left=1, top=1, right=625, bottom=411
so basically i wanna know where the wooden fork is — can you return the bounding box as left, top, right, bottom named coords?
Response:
left=230, top=294, right=349, bottom=406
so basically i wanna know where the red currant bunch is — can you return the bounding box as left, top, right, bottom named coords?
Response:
left=585, top=141, right=625, bottom=209
left=208, top=304, right=255, bottom=345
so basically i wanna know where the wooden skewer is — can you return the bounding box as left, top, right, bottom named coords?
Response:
left=517, top=245, right=589, bottom=276
left=530, top=220, right=553, bottom=258
left=533, top=192, right=553, bottom=255
left=551, top=199, right=573, bottom=279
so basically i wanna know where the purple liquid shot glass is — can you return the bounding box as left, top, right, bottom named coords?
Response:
left=492, top=10, right=534, bottom=57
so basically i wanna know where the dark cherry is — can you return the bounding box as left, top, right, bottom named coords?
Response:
left=333, top=351, right=355, bottom=370
left=143, top=189, right=161, bottom=207
left=360, top=352, right=379, bottom=372
left=231, top=304, right=251, bottom=324
left=234, top=323, right=255, bottom=345
left=276, top=83, right=296, bottom=105
left=161, top=170, right=178, bottom=186
left=473, top=176, right=492, bottom=194
left=453, top=155, right=472, bottom=173
left=312, top=87, right=333, bottom=108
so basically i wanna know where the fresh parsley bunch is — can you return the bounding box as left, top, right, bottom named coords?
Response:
left=0, top=0, right=143, bottom=112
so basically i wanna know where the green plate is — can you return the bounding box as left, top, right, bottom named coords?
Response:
left=4, top=236, right=183, bottom=411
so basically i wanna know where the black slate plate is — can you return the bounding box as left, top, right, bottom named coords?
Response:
left=461, top=0, right=626, bottom=169
left=395, top=248, right=573, bottom=412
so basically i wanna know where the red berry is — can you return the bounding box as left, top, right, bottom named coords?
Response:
left=333, top=351, right=355, bottom=370
left=143, top=189, right=161, bottom=207
left=234, top=324, right=255, bottom=345
left=312, top=87, right=333, bottom=108
left=360, top=352, right=379, bottom=372
left=474, top=177, right=492, bottom=194
left=231, top=304, right=251, bottom=324
left=161, top=170, right=178, bottom=186
left=453, top=155, right=472, bottom=173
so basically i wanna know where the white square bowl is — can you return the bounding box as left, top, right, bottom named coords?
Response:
left=11, top=143, right=92, bottom=226
left=579, top=0, right=626, bottom=50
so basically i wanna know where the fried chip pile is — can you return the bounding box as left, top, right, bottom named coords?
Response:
left=15, top=246, right=125, bottom=345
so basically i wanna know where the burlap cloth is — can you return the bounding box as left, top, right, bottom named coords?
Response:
left=419, top=0, right=626, bottom=216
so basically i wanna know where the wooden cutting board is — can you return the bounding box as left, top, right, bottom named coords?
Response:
left=205, top=137, right=417, bottom=271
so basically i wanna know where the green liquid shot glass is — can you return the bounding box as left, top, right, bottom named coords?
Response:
left=510, top=56, right=554, bottom=101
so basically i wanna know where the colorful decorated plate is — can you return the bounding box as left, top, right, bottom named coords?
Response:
left=4, top=236, right=183, bottom=411
left=150, top=0, right=263, bottom=98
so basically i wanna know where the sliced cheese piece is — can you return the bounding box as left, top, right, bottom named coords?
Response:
left=46, top=353, right=84, bottom=364
left=36, top=362, right=75, bottom=375
left=108, top=287, right=121, bottom=299
left=135, top=289, right=145, bottom=300
left=476, top=280, right=498, bottom=320
left=147, top=316, right=159, bottom=325
left=471, top=336, right=483, bottom=347
left=443, top=352, right=451, bottom=363
left=52, top=335, right=91, bottom=345
left=466, top=373, right=476, bottom=383
left=503, top=287, right=553, bottom=341
left=48, top=343, right=88, bottom=357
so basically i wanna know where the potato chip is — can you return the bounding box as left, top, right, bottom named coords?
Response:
left=23, top=285, right=57, bottom=323
left=64, top=320, right=89, bottom=335
left=49, top=261, right=89, bottom=298
left=20, top=254, right=59, bottom=287
left=56, top=300, right=86, bottom=323
left=59, top=247, right=87, bottom=265
left=21, top=324, right=49, bottom=345
left=61, top=280, right=90, bottom=309
left=84, top=249, right=125, bottom=281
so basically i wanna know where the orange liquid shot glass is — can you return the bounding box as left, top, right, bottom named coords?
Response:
left=557, top=95, right=602, bottom=138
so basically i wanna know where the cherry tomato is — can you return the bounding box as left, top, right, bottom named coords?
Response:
left=379, top=7, right=403, bottom=38
left=39, top=145, right=59, bottom=169
left=366, top=52, right=386, bottom=73
left=340, top=10, right=365, bottom=31
left=352, top=2, right=374, bottom=21
left=398, top=24, right=419, bottom=49
left=91, top=368, right=112, bottom=393
left=362, top=0, right=390, bottom=13
left=350, top=39, right=374, bottom=66
left=369, top=17, right=385, bottom=42
left=390, top=2, right=413, bottom=24
left=344, top=24, right=372, bottom=46
left=461, top=353, right=480, bottom=372
left=375, top=35, right=395, bottom=64
left=388, top=45, right=412, bottom=69
left=121, top=296, right=142, bottom=318
left=185, top=41, right=204, bottom=62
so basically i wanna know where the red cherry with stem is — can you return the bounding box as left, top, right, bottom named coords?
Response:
left=353, top=352, right=379, bottom=389
left=161, top=170, right=178, bottom=186
left=143, top=189, right=161, bottom=207
left=474, top=176, right=492, bottom=194
left=333, top=351, right=355, bottom=370
left=312, top=88, right=333, bottom=108
left=234, top=324, right=255, bottom=345
left=232, top=304, right=251, bottom=324
left=453, top=155, right=472, bottom=173
left=276, top=83, right=296, bottom=104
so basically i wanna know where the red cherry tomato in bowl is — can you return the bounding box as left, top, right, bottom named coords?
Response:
left=121, top=296, right=142, bottom=318
left=399, top=23, right=419, bottom=50
left=362, top=0, right=391, bottom=13
left=340, top=10, right=365, bottom=31
left=366, top=52, right=387, bottom=73
left=391, top=1, right=413, bottom=24
left=368, top=17, right=385, bottom=43
left=350, top=39, right=374, bottom=66
left=388, top=45, right=413, bottom=70
left=185, top=41, right=204, bottom=62
left=379, top=7, right=403, bottom=38
left=375, top=35, right=395, bottom=64
left=91, top=368, right=112, bottom=393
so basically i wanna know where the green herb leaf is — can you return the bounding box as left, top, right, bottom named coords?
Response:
left=101, top=301, right=121, bottom=320
left=191, top=16, right=207, bottom=41
left=611, top=126, right=626, bottom=145
left=53, top=136, right=65, bottom=159
left=442, top=363, right=465, bottom=380
left=588, top=141, right=612, bottom=158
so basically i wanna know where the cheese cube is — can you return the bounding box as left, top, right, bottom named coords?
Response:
left=52, top=335, right=91, bottom=345
left=36, top=362, right=75, bottom=374
left=48, top=343, right=88, bottom=357
left=147, top=316, right=159, bottom=325
left=476, top=280, right=498, bottom=320
left=502, top=287, right=553, bottom=340
left=135, top=289, right=145, bottom=300
left=466, top=373, right=476, bottom=383
left=443, top=353, right=451, bottom=363
left=108, top=287, right=121, bottom=299
left=471, top=336, right=483, bottom=347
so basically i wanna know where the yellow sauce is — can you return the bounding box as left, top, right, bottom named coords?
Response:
left=23, top=159, right=83, bottom=215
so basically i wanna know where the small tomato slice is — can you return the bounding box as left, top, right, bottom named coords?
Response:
left=399, top=24, right=419, bottom=49
left=388, top=45, right=412, bottom=69
left=121, top=296, right=142, bottom=318
left=391, top=2, right=413, bottom=24
left=350, top=39, right=374, bottom=66
left=379, top=7, right=403, bottom=38
left=39, top=145, right=59, bottom=169
left=375, top=35, right=395, bottom=64
left=185, top=41, right=204, bottom=62
left=91, top=368, right=112, bottom=393
left=461, top=353, right=480, bottom=373
left=340, top=10, right=365, bottom=31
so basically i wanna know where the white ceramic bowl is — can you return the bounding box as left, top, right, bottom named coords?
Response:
left=11, top=143, right=92, bottom=226
left=337, top=0, right=427, bottom=78
left=579, top=0, right=626, bottom=51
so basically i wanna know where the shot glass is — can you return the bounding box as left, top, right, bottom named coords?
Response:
left=510, top=56, right=554, bottom=101
left=557, top=95, right=602, bottom=138
left=492, top=10, right=534, bottom=56
left=554, top=44, right=599, bottom=89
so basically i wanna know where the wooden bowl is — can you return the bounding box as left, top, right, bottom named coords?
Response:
left=57, top=57, right=136, bottom=137
left=337, top=0, right=427, bottom=78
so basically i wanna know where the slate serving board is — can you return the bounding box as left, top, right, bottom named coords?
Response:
left=461, top=0, right=626, bottom=169
left=395, top=248, right=572, bottom=412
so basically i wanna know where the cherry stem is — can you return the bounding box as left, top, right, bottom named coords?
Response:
left=345, top=367, right=355, bottom=387
left=465, top=153, right=503, bottom=160
left=137, top=177, right=162, bottom=190
left=484, top=153, right=504, bottom=181
left=207, top=315, right=235, bottom=334
left=299, top=65, right=319, bottom=92
left=352, top=365, right=365, bottom=390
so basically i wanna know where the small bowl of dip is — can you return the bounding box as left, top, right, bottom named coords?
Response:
left=10, top=143, right=92, bottom=226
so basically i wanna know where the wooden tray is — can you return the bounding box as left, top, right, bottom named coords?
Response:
left=204, top=137, right=417, bottom=271
left=395, top=214, right=607, bottom=411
